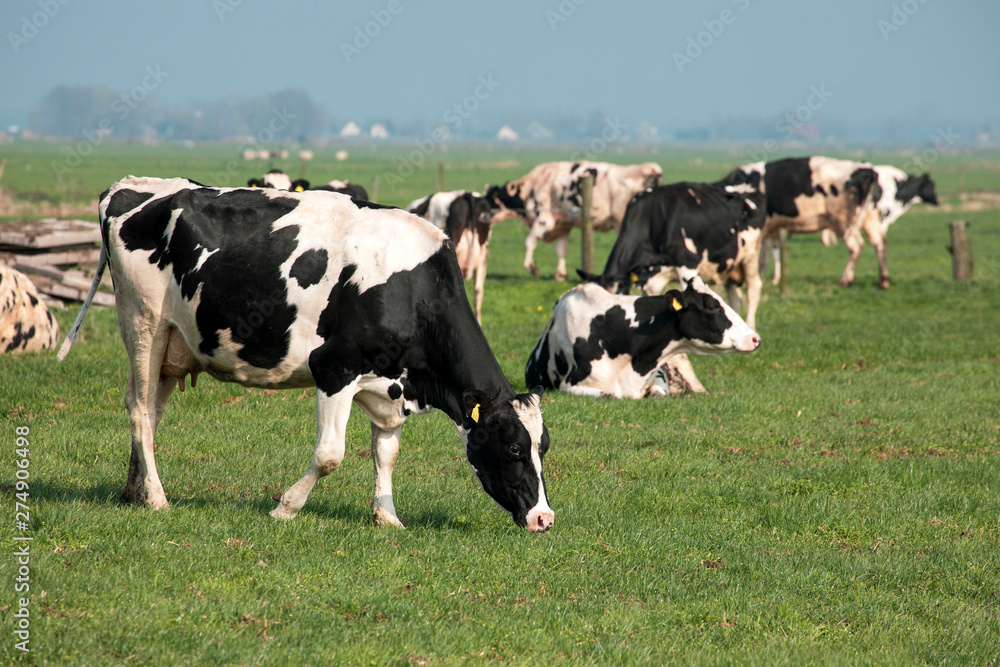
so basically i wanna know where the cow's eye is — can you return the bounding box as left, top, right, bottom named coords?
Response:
left=509, top=445, right=522, bottom=458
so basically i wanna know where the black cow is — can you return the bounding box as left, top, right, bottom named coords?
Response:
left=578, top=182, right=766, bottom=330
left=58, top=177, right=554, bottom=531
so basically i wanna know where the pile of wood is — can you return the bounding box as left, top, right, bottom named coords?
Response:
left=0, top=219, right=113, bottom=306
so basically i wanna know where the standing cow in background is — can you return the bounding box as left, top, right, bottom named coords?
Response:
left=719, top=156, right=881, bottom=287
left=406, top=190, right=494, bottom=323
left=290, top=178, right=370, bottom=200
left=525, top=278, right=760, bottom=399
left=486, top=161, right=662, bottom=282
left=58, top=177, right=554, bottom=532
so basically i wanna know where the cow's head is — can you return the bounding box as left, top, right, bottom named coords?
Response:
left=247, top=178, right=266, bottom=188
left=720, top=166, right=762, bottom=190
left=898, top=173, right=938, bottom=206
left=661, top=277, right=760, bottom=354
left=461, top=390, right=553, bottom=532
left=484, top=182, right=526, bottom=213
left=290, top=179, right=310, bottom=192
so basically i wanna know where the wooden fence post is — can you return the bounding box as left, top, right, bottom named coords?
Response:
left=580, top=173, right=594, bottom=275
left=949, top=220, right=973, bottom=281
left=778, top=229, right=789, bottom=297
left=370, top=175, right=380, bottom=203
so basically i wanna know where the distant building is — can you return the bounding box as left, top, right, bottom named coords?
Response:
left=370, top=123, right=388, bottom=139
left=526, top=121, right=553, bottom=141
left=496, top=125, right=519, bottom=141
left=339, top=122, right=361, bottom=138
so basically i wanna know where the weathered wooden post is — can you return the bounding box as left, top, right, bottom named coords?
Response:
left=370, top=175, right=380, bottom=203
left=778, top=229, right=789, bottom=297
left=436, top=161, right=446, bottom=193
left=580, top=172, right=594, bottom=275
left=949, top=220, right=973, bottom=282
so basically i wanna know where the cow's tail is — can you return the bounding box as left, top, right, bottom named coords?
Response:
left=56, top=244, right=108, bottom=361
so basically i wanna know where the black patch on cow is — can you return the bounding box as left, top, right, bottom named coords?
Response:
left=4, top=322, right=35, bottom=353
left=846, top=168, right=877, bottom=206
left=111, top=187, right=303, bottom=369
left=106, top=188, right=154, bottom=220
left=524, top=329, right=554, bottom=389
left=763, top=158, right=814, bottom=217
left=27, top=292, right=38, bottom=307
left=409, top=195, right=431, bottom=218
left=816, top=184, right=827, bottom=196
left=351, top=199, right=395, bottom=210
left=830, top=184, right=839, bottom=197
left=290, top=248, right=328, bottom=289
left=311, top=244, right=513, bottom=423
left=387, top=382, right=403, bottom=400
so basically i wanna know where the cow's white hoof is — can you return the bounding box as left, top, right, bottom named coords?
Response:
left=373, top=508, right=405, bottom=528
left=270, top=505, right=298, bottom=520
left=147, top=497, right=170, bottom=510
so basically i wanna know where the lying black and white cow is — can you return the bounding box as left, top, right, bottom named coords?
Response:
left=719, top=156, right=881, bottom=287
left=485, top=161, right=662, bottom=282
left=59, top=177, right=554, bottom=531
left=406, top=190, right=493, bottom=323
left=577, top=181, right=766, bottom=331
left=1, top=265, right=60, bottom=354
left=525, top=278, right=760, bottom=398
left=290, top=178, right=369, bottom=201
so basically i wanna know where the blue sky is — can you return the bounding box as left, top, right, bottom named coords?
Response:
left=2, top=0, right=997, bottom=138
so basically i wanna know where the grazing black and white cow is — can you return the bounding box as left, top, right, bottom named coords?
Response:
left=290, top=178, right=370, bottom=201
left=58, top=177, right=554, bottom=531
left=719, top=156, right=880, bottom=287
left=525, top=278, right=760, bottom=399
left=577, top=182, right=766, bottom=330
left=247, top=168, right=292, bottom=191
left=485, top=161, right=662, bottom=282
left=406, top=190, right=494, bottom=323
left=1, top=265, right=59, bottom=354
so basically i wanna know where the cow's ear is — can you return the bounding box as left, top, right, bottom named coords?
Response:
left=463, top=389, right=491, bottom=425
left=576, top=269, right=600, bottom=283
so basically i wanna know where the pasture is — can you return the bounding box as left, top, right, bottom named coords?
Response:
left=2, top=142, right=999, bottom=665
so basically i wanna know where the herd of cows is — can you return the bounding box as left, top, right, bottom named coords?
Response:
left=0, top=153, right=936, bottom=532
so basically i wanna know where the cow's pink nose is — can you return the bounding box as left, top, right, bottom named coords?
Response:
left=752, top=335, right=761, bottom=349
left=527, top=510, right=554, bottom=532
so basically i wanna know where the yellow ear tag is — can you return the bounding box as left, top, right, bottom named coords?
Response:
left=630, top=272, right=638, bottom=283
left=672, top=297, right=683, bottom=311
left=471, top=404, right=480, bottom=423
left=295, top=185, right=304, bottom=192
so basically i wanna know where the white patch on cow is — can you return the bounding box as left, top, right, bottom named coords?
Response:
left=193, top=246, right=218, bottom=272
left=681, top=228, right=698, bottom=255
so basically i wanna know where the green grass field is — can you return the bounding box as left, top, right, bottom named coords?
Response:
left=2, top=142, right=999, bottom=665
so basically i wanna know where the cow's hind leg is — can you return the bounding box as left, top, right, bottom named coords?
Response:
left=121, top=329, right=174, bottom=509
left=271, top=386, right=354, bottom=519
left=839, top=231, right=865, bottom=287
left=371, top=424, right=404, bottom=527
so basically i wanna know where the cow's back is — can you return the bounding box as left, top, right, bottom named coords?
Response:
left=0, top=265, right=59, bottom=354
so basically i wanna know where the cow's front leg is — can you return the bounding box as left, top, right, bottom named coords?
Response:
left=839, top=231, right=865, bottom=287
left=668, top=353, right=708, bottom=394
left=271, top=387, right=354, bottom=519
left=554, top=233, right=569, bottom=282
left=371, top=424, right=404, bottom=527
left=864, top=223, right=890, bottom=289
left=523, top=231, right=541, bottom=278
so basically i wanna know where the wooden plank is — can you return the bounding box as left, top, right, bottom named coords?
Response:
left=0, top=219, right=101, bottom=249
left=0, top=245, right=101, bottom=267
left=29, top=275, right=115, bottom=306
